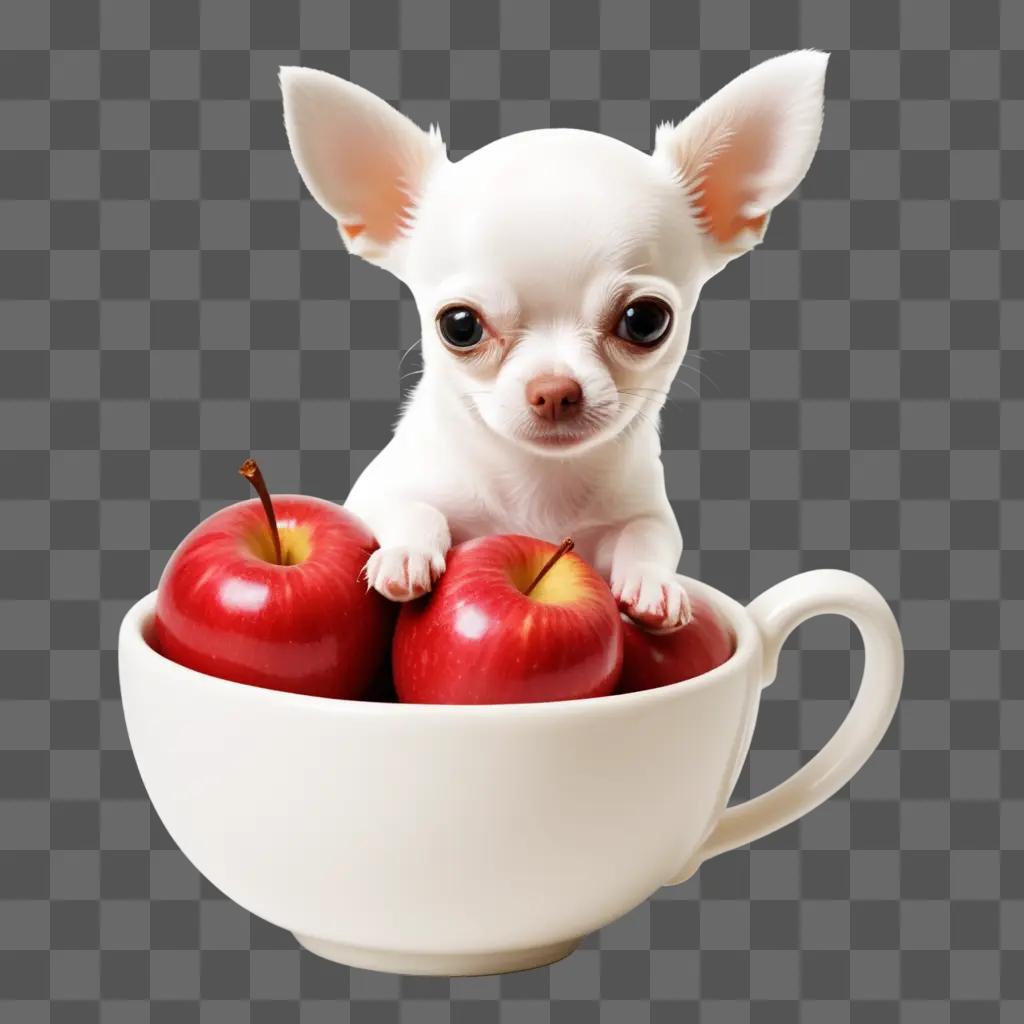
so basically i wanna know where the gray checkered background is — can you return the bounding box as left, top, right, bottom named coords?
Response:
left=0, top=0, right=1021, bottom=1019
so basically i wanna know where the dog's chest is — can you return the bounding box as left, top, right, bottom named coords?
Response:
left=446, top=465, right=603, bottom=546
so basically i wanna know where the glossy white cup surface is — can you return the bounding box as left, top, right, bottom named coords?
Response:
left=119, top=570, right=902, bottom=976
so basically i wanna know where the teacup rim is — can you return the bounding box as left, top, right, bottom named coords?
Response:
left=120, top=578, right=760, bottom=717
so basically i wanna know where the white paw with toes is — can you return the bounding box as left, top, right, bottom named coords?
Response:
left=363, top=546, right=446, bottom=602
left=611, top=564, right=693, bottom=632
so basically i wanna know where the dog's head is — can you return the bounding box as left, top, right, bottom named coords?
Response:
left=282, top=52, right=827, bottom=455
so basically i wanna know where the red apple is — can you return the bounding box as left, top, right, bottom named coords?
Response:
left=393, top=535, right=623, bottom=704
left=154, top=460, right=393, bottom=699
left=617, top=598, right=734, bottom=693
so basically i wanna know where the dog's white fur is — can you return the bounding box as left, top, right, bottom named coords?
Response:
left=281, top=51, right=827, bottom=629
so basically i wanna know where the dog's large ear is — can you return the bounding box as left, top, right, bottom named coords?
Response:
left=654, top=50, right=827, bottom=265
left=280, top=66, right=446, bottom=269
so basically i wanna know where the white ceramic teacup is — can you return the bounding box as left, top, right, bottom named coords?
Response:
left=119, top=569, right=902, bottom=977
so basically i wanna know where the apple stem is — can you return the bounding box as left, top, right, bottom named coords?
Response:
left=239, top=458, right=283, bottom=566
left=524, top=537, right=575, bottom=597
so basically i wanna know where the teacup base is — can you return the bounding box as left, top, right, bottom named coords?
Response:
left=294, top=933, right=581, bottom=977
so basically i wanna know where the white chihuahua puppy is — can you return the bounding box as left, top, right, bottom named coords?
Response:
left=281, top=51, right=827, bottom=630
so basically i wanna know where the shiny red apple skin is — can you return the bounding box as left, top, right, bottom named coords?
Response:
left=393, top=535, right=624, bottom=705
left=154, top=496, right=394, bottom=699
left=617, top=598, right=734, bottom=693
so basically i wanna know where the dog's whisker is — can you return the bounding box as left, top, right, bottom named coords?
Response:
left=616, top=397, right=662, bottom=432
left=665, top=359, right=718, bottom=393
left=619, top=385, right=697, bottom=405
left=619, top=387, right=670, bottom=397
left=667, top=379, right=701, bottom=400
left=398, top=338, right=422, bottom=373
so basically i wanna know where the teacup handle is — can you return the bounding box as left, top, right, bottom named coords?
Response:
left=671, top=569, right=903, bottom=883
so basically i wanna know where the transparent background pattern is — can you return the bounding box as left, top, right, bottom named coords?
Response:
left=0, top=0, right=1020, bottom=1020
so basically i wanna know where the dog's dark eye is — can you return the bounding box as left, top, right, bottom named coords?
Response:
left=438, top=306, right=484, bottom=349
left=615, top=299, right=672, bottom=347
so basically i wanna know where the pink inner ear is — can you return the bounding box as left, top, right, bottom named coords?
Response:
left=338, top=148, right=417, bottom=248
left=694, top=122, right=774, bottom=244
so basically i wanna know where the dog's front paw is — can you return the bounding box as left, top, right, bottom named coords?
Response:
left=611, top=563, right=693, bottom=632
left=363, top=546, right=446, bottom=602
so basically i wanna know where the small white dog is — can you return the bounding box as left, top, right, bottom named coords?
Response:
left=281, top=51, right=827, bottom=630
